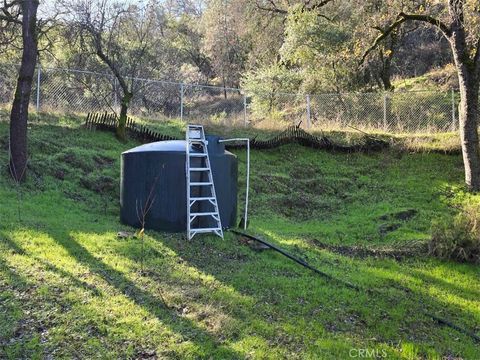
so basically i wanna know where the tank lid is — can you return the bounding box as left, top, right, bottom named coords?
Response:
left=122, top=140, right=187, bottom=154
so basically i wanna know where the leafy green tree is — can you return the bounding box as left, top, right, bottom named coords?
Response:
left=242, top=62, right=302, bottom=118
left=201, top=0, right=248, bottom=96
left=351, top=0, right=402, bottom=91
left=170, top=15, right=214, bottom=83
left=65, top=0, right=168, bottom=141
left=251, top=1, right=378, bottom=94
left=280, top=4, right=360, bottom=93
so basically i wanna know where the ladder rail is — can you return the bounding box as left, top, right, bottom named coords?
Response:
left=186, top=127, right=191, bottom=240
left=186, top=124, right=223, bottom=240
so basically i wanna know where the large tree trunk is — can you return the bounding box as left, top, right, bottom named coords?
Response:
left=116, top=91, right=132, bottom=141
left=94, top=40, right=132, bottom=142
left=449, top=16, right=480, bottom=191
left=9, top=0, right=39, bottom=182
left=456, top=72, right=480, bottom=190
left=380, top=60, right=394, bottom=91
left=379, top=31, right=397, bottom=91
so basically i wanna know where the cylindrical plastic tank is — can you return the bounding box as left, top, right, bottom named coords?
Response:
left=120, top=136, right=237, bottom=232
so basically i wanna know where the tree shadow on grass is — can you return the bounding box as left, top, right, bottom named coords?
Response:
left=42, top=228, right=243, bottom=359
left=3, top=185, right=478, bottom=359
left=1, top=232, right=100, bottom=297
left=155, top=230, right=480, bottom=358
left=0, top=241, right=43, bottom=358
left=4, top=220, right=479, bottom=358
left=0, top=233, right=25, bottom=255
left=366, top=259, right=480, bottom=327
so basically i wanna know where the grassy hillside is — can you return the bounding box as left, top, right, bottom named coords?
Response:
left=393, top=65, right=458, bottom=92
left=0, top=113, right=479, bottom=359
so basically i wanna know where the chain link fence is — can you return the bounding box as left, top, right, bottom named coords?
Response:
left=309, top=91, right=457, bottom=133
left=0, top=63, right=460, bottom=133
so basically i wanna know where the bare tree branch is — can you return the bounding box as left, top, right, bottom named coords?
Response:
left=255, top=0, right=287, bottom=14
left=255, top=0, right=334, bottom=14
left=398, top=12, right=451, bottom=37
left=361, top=12, right=451, bottom=65
left=0, top=0, right=21, bottom=24
left=360, top=16, right=406, bottom=65
left=304, top=0, right=334, bottom=11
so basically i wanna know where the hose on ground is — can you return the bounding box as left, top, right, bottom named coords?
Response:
left=229, top=229, right=480, bottom=343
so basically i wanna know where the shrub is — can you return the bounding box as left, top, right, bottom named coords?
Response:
left=241, top=64, right=302, bottom=121
left=429, top=206, right=480, bottom=264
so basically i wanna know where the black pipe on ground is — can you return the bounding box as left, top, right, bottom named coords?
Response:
left=230, top=229, right=480, bottom=343
left=230, top=229, right=360, bottom=291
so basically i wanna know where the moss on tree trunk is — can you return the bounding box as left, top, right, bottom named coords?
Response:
left=116, top=92, right=132, bottom=142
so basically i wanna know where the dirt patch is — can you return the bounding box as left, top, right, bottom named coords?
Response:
left=58, top=150, right=94, bottom=173
left=377, top=209, right=418, bottom=236
left=54, top=169, right=65, bottom=180
left=378, top=223, right=401, bottom=235
left=80, top=175, right=115, bottom=193
left=289, top=164, right=319, bottom=179
left=308, top=238, right=427, bottom=260
left=238, top=236, right=270, bottom=251
left=274, top=194, right=337, bottom=221
left=133, top=348, right=157, bottom=359
left=93, top=155, right=115, bottom=167
left=379, top=209, right=418, bottom=221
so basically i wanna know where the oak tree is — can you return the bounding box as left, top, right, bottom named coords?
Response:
left=363, top=1, right=480, bottom=191
left=1, top=0, right=39, bottom=182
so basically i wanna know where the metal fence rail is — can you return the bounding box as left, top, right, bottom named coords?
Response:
left=0, top=63, right=460, bottom=133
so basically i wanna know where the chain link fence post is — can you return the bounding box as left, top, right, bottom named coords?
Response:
left=306, top=94, right=311, bottom=129
left=243, top=94, right=247, bottom=127
left=383, top=92, right=388, bottom=131
left=36, top=64, right=41, bottom=112
left=180, top=83, right=184, bottom=121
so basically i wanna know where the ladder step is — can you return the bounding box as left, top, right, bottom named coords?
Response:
left=190, top=153, right=207, bottom=157
left=191, top=197, right=216, bottom=201
left=190, top=212, right=219, bottom=216
left=187, top=128, right=203, bottom=138
left=190, top=182, right=213, bottom=186
left=190, top=228, right=222, bottom=233
left=190, top=168, right=210, bottom=171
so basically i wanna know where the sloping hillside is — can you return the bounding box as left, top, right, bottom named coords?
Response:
left=0, top=114, right=479, bottom=359
left=393, top=64, right=458, bottom=92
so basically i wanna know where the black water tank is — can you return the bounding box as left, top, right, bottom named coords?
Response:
left=120, top=136, right=237, bottom=232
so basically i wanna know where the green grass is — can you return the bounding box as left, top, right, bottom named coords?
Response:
left=0, top=113, right=479, bottom=359
left=392, top=65, right=457, bottom=92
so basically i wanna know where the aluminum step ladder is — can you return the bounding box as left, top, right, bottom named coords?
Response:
left=186, top=124, right=223, bottom=240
